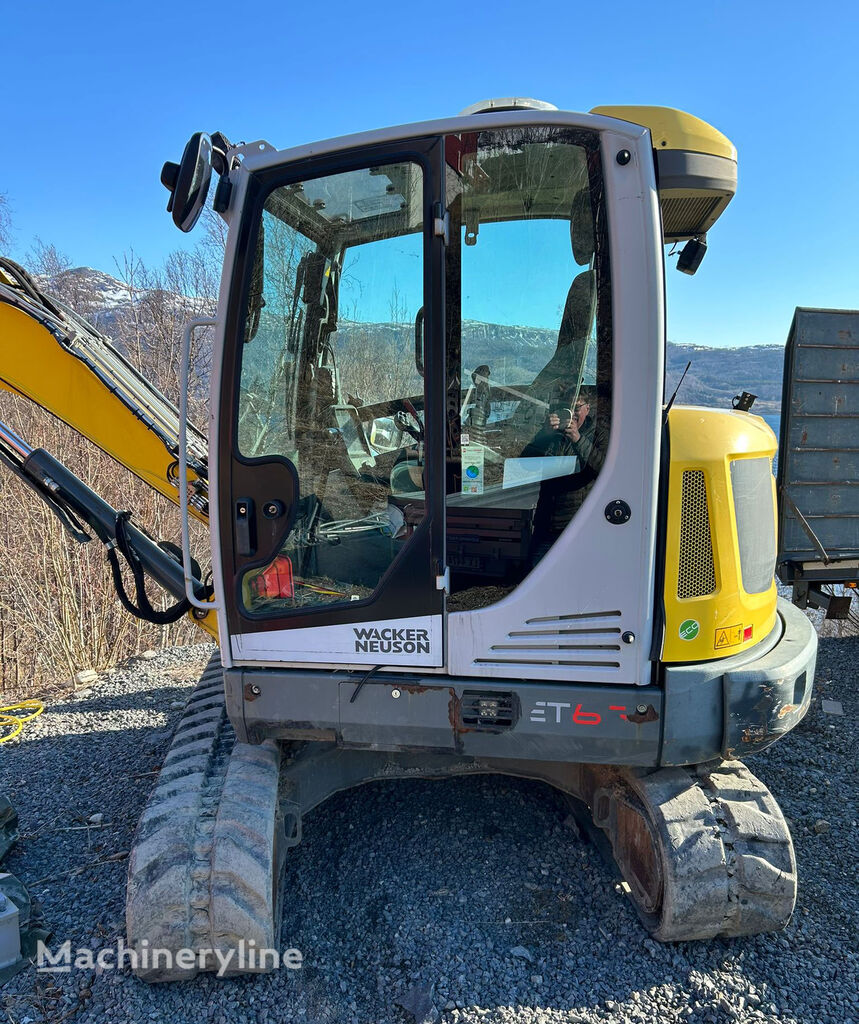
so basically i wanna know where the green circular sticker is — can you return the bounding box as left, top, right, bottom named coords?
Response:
left=679, top=619, right=700, bottom=641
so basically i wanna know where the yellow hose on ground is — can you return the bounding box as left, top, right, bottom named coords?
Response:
left=0, top=700, right=44, bottom=743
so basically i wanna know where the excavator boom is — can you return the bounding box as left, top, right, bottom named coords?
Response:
left=0, top=258, right=209, bottom=517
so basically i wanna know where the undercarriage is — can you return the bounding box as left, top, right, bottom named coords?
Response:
left=127, top=656, right=797, bottom=981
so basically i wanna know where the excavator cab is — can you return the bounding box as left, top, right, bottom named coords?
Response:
left=232, top=130, right=605, bottom=616
left=212, top=114, right=652, bottom=677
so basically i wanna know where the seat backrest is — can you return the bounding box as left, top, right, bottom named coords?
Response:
left=557, top=269, right=596, bottom=350
left=509, top=269, right=596, bottom=435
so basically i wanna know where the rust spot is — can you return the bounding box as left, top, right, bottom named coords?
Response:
left=399, top=682, right=433, bottom=695
left=614, top=799, right=662, bottom=913
left=627, top=704, right=659, bottom=725
left=742, top=725, right=767, bottom=744
left=777, top=703, right=798, bottom=719
left=448, top=689, right=477, bottom=734
left=448, top=688, right=469, bottom=751
left=243, top=683, right=260, bottom=702
left=801, top=429, right=808, bottom=444
left=448, top=688, right=459, bottom=727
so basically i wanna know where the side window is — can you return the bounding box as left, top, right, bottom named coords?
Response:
left=236, top=162, right=427, bottom=615
left=444, top=127, right=611, bottom=611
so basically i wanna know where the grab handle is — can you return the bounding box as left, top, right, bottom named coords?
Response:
left=179, top=317, right=221, bottom=611
left=414, top=307, right=424, bottom=378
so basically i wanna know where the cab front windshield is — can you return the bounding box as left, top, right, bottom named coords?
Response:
left=236, top=126, right=610, bottom=616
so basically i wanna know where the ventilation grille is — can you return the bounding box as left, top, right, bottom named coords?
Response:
left=460, top=691, right=518, bottom=732
left=678, top=470, right=717, bottom=599
left=473, top=610, right=623, bottom=669
left=661, top=195, right=723, bottom=239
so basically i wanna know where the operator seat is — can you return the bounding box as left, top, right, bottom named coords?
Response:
left=513, top=189, right=596, bottom=430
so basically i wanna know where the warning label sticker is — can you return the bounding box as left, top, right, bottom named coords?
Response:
left=714, top=624, right=743, bottom=649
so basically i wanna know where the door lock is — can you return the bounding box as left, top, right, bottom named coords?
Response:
left=263, top=500, right=285, bottom=519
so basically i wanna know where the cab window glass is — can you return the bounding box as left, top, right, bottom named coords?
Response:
left=442, top=126, right=611, bottom=612
left=236, top=162, right=427, bottom=614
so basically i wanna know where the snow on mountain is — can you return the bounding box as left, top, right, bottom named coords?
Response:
left=67, top=267, right=133, bottom=308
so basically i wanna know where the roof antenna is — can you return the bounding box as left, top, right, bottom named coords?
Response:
left=663, top=360, right=691, bottom=424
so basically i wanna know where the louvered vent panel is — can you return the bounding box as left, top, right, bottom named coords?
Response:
left=677, top=470, right=717, bottom=599
left=473, top=610, right=623, bottom=669
left=661, top=195, right=721, bottom=238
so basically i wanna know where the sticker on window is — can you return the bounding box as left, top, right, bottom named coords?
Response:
left=462, top=443, right=485, bottom=495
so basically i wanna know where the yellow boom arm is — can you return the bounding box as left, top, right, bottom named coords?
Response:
left=0, top=260, right=217, bottom=638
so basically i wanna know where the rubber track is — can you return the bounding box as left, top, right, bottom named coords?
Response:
left=618, top=759, right=796, bottom=941
left=126, top=655, right=283, bottom=981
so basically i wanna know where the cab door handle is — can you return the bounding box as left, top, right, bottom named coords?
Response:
left=235, top=497, right=256, bottom=557
left=414, top=307, right=424, bottom=377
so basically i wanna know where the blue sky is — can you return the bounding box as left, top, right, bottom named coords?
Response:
left=2, top=1, right=857, bottom=348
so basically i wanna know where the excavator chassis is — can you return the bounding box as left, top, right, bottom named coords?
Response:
left=127, top=656, right=797, bottom=981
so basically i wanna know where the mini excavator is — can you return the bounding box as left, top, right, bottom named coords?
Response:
left=0, top=100, right=817, bottom=979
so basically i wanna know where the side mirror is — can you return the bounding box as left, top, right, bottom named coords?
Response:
left=160, top=132, right=213, bottom=232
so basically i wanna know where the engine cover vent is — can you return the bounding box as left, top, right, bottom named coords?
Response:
left=678, top=469, right=717, bottom=599
left=473, top=610, right=624, bottom=670
left=460, top=690, right=519, bottom=732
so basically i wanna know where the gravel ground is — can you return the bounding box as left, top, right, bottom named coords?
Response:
left=0, top=632, right=856, bottom=1024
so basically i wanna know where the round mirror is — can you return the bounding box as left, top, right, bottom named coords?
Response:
left=172, top=132, right=213, bottom=232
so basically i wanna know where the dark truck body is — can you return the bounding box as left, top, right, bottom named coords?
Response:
left=777, top=308, right=859, bottom=602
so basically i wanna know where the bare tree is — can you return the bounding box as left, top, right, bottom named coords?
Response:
left=26, top=239, right=101, bottom=319
left=201, top=205, right=228, bottom=267
left=109, top=240, right=219, bottom=420
left=0, top=193, right=11, bottom=251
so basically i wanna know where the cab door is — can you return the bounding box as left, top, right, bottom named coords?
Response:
left=438, top=120, right=663, bottom=687
left=217, top=140, right=447, bottom=668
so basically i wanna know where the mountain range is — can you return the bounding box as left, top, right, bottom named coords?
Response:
left=52, top=266, right=786, bottom=412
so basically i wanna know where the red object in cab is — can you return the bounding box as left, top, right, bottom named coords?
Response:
left=250, top=555, right=294, bottom=599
